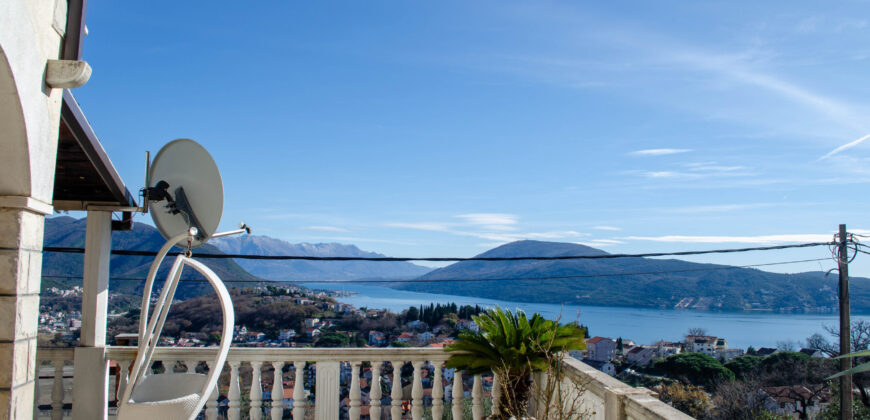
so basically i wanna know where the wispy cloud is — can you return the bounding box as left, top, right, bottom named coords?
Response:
left=386, top=214, right=587, bottom=244
left=685, top=162, right=746, bottom=172
left=663, top=47, right=866, bottom=131
left=624, top=233, right=831, bottom=244
left=629, top=148, right=692, bottom=156
left=593, top=225, right=622, bottom=231
left=577, top=239, right=624, bottom=247
left=627, top=161, right=753, bottom=181
left=820, top=133, right=870, bottom=160
left=455, top=213, right=519, bottom=231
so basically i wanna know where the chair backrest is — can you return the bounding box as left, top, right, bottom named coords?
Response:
left=118, top=231, right=234, bottom=419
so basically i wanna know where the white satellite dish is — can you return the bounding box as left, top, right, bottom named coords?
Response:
left=118, top=139, right=249, bottom=420
left=146, top=138, right=223, bottom=248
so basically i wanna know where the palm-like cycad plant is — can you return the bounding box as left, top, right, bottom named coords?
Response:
left=445, top=307, right=586, bottom=419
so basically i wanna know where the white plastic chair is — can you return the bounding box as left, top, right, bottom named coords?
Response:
left=117, top=230, right=234, bottom=420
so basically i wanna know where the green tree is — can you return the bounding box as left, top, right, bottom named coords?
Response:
left=445, top=307, right=586, bottom=419
left=390, top=340, right=412, bottom=348
left=653, top=353, right=735, bottom=389
left=315, top=332, right=350, bottom=348
left=724, top=355, right=763, bottom=381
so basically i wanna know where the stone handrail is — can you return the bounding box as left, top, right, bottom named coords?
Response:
left=35, top=347, right=693, bottom=420
left=35, top=346, right=492, bottom=420
left=555, top=357, right=694, bottom=420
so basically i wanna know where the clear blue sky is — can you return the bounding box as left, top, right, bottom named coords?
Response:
left=72, top=1, right=870, bottom=275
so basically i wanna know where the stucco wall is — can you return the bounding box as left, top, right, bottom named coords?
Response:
left=0, top=1, right=70, bottom=418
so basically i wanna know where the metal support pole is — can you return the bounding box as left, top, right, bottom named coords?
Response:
left=839, top=223, right=852, bottom=420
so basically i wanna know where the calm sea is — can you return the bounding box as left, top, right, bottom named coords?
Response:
left=302, top=282, right=868, bottom=350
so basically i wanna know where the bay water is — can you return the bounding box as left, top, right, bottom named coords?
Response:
left=303, top=282, right=868, bottom=350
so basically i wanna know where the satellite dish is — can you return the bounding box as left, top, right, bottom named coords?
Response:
left=146, top=139, right=223, bottom=248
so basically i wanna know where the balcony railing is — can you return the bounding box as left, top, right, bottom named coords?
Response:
left=35, top=346, right=692, bottom=420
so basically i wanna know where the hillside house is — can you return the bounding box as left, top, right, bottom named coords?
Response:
left=715, top=348, right=744, bottom=362
left=368, top=331, right=387, bottom=346
left=799, top=348, right=825, bottom=358
left=582, top=359, right=616, bottom=375
left=586, top=337, right=617, bottom=362
left=457, top=319, right=480, bottom=332
left=755, top=347, right=780, bottom=357
left=686, top=335, right=728, bottom=355
left=762, top=385, right=831, bottom=419
left=279, top=329, right=297, bottom=341
left=626, top=346, right=657, bottom=366
left=655, top=341, right=682, bottom=358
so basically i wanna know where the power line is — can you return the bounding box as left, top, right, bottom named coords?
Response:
left=40, top=241, right=835, bottom=262
left=39, top=257, right=831, bottom=285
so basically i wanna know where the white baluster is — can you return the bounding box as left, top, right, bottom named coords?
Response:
left=315, top=361, right=340, bottom=419
left=205, top=361, right=220, bottom=420
left=411, top=361, right=423, bottom=420
left=117, top=359, right=131, bottom=405
left=292, top=361, right=307, bottom=419
left=250, top=361, right=263, bottom=420
left=491, top=372, right=502, bottom=418
left=451, top=371, right=463, bottom=420
left=370, top=362, right=383, bottom=420
left=431, top=362, right=443, bottom=420
left=51, top=361, right=64, bottom=420
left=271, top=361, right=284, bottom=420
left=349, top=361, right=361, bottom=420
left=163, top=359, right=177, bottom=374
left=228, top=360, right=241, bottom=420
left=472, top=375, right=483, bottom=420
left=390, top=360, right=403, bottom=420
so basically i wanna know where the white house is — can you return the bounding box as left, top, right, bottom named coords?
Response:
left=586, top=337, right=617, bottom=362
left=582, top=359, right=617, bottom=376
left=279, top=329, right=297, bottom=341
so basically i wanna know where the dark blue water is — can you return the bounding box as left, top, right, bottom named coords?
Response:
left=303, top=283, right=866, bottom=350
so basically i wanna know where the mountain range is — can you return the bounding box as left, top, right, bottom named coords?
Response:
left=210, top=235, right=430, bottom=281
left=393, top=240, right=870, bottom=313
left=41, top=217, right=429, bottom=297
left=41, top=219, right=870, bottom=313
left=42, top=216, right=261, bottom=298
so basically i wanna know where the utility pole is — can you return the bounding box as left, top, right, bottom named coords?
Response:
left=839, top=223, right=853, bottom=420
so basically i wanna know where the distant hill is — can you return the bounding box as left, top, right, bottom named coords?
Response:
left=392, top=240, right=870, bottom=313
left=42, top=216, right=262, bottom=298
left=211, top=235, right=431, bottom=281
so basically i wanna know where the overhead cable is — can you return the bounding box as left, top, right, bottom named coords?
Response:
left=39, top=257, right=831, bottom=285
left=41, top=241, right=835, bottom=262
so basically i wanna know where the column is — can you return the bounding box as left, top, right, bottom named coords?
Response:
left=72, top=211, right=112, bottom=420
left=0, top=202, right=50, bottom=420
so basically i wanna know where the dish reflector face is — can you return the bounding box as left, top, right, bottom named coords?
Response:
left=148, top=139, right=223, bottom=248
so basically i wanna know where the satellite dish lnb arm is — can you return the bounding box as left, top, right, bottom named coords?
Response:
left=211, top=223, right=252, bottom=238
left=172, top=187, right=207, bottom=242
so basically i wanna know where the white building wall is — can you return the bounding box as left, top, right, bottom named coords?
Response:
left=0, top=1, right=85, bottom=418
